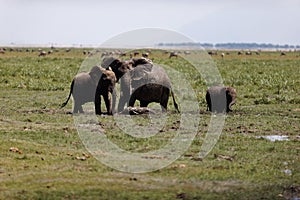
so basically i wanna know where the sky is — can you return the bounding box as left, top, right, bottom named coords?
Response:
left=0, top=0, right=300, bottom=46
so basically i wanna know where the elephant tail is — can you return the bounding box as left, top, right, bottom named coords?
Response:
left=60, top=80, right=74, bottom=108
left=171, top=90, right=180, bottom=113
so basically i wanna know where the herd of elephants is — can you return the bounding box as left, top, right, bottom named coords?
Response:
left=61, top=56, right=237, bottom=115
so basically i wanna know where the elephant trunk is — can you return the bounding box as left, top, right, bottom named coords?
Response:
left=228, top=99, right=236, bottom=111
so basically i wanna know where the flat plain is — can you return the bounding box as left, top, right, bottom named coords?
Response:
left=0, top=48, right=299, bottom=199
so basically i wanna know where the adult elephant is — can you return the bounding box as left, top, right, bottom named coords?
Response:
left=61, top=66, right=117, bottom=115
left=118, top=57, right=179, bottom=113
left=205, top=86, right=236, bottom=113
left=117, top=57, right=152, bottom=112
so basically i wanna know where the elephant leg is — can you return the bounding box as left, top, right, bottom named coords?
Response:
left=112, top=90, right=117, bottom=114
left=118, top=92, right=130, bottom=112
left=95, top=92, right=101, bottom=115
left=73, top=101, right=83, bottom=113
left=78, top=105, right=84, bottom=113
left=160, top=105, right=167, bottom=112
left=160, top=88, right=169, bottom=112
left=205, top=92, right=211, bottom=111
left=118, top=73, right=131, bottom=112
left=103, top=93, right=112, bottom=115
left=118, top=98, right=125, bottom=112
left=160, top=102, right=168, bottom=112
left=73, top=103, right=78, bottom=114
left=160, top=95, right=168, bottom=112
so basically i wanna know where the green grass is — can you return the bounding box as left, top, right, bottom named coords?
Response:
left=0, top=49, right=299, bottom=199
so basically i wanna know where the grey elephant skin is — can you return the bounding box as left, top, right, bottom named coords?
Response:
left=117, top=58, right=151, bottom=112
left=118, top=58, right=179, bottom=113
left=94, top=68, right=117, bottom=115
left=61, top=66, right=117, bottom=115
left=205, top=86, right=236, bottom=113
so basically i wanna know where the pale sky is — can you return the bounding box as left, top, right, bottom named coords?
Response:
left=0, top=0, right=299, bottom=46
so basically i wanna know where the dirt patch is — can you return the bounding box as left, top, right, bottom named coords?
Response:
left=292, top=108, right=300, bottom=112
left=20, top=108, right=67, bottom=115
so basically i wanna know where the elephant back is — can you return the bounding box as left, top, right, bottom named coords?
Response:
left=131, top=64, right=171, bottom=90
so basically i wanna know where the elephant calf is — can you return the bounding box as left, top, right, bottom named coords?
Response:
left=61, top=66, right=117, bottom=115
left=205, top=86, right=236, bottom=113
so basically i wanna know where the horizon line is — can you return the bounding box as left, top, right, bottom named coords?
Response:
left=1, top=42, right=299, bottom=49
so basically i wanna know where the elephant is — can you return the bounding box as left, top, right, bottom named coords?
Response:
left=118, top=58, right=152, bottom=112
left=101, top=56, right=133, bottom=81
left=205, top=86, right=236, bottom=113
left=118, top=57, right=180, bottom=113
left=38, top=51, right=47, bottom=57
left=117, top=57, right=153, bottom=112
left=61, top=65, right=117, bottom=115
left=94, top=68, right=117, bottom=115
left=169, top=52, right=178, bottom=58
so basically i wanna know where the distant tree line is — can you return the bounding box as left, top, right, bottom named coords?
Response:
left=157, top=42, right=300, bottom=49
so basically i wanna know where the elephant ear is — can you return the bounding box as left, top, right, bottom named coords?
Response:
left=102, top=57, right=121, bottom=69
left=130, top=64, right=152, bottom=81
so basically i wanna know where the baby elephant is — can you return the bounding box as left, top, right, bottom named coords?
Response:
left=206, top=86, right=236, bottom=113
left=61, top=66, right=116, bottom=115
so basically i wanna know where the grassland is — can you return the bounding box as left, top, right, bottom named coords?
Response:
left=0, top=48, right=299, bottom=199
